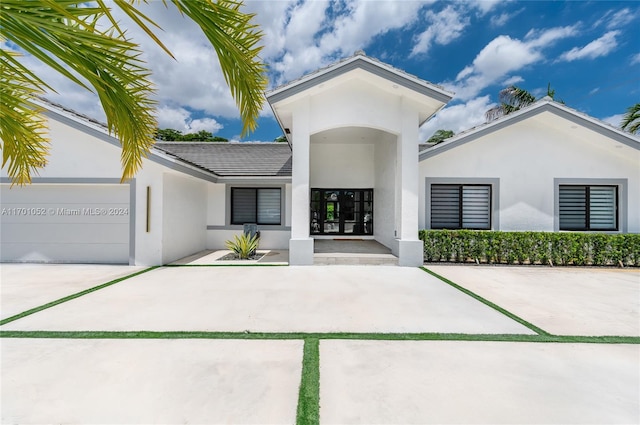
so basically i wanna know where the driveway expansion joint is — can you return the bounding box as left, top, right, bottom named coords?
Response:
left=420, top=266, right=551, bottom=336
left=0, top=266, right=159, bottom=327
left=1, top=330, right=637, bottom=344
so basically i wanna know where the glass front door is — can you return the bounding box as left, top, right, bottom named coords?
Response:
left=311, top=189, right=373, bottom=235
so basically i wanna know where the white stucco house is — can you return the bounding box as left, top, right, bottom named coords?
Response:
left=2, top=52, right=639, bottom=266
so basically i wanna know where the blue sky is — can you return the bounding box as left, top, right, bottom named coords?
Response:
left=20, top=1, right=640, bottom=142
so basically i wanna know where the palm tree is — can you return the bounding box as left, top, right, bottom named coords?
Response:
left=426, top=129, right=454, bottom=144
left=485, top=86, right=536, bottom=122
left=1, top=0, right=266, bottom=185
left=620, top=103, right=640, bottom=134
left=485, top=83, right=562, bottom=122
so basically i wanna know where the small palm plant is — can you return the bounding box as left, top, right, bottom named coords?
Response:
left=225, top=233, right=259, bottom=259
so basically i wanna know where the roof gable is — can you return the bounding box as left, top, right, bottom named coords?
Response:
left=266, top=52, right=453, bottom=106
left=420, top=99, right=640, bottom=161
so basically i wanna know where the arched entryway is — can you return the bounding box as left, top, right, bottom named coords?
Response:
left=309, top=126, right=398, bottom=251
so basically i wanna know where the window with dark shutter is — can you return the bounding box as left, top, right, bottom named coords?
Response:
left=559, top=185, right=617, bottom=231
left=431, top=184, right=491, bottom=230
left=231, top=188, right=281, bottom=225
left=257, top=188, right=281, bottom=224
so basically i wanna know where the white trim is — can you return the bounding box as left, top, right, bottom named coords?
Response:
left=420, top=100, right=640, bottom=161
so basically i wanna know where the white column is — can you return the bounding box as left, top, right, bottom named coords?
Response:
left=396, top=98, right=423, bottom=266
left=289, top=98, right=314, bottom=265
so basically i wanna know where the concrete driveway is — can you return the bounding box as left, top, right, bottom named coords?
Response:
left=1, top=263, right=144, bottom=320
left=1, top=263, right=638, bottom=424
left=428, top=265, right=640, bottom=336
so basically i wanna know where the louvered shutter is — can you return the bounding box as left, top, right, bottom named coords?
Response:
left=431, top=185, right=460, bottom=229
left=462, top=186, right=491, bottom=229
left=559, top=186, right=586, bottom=230
left=232, top=188, right=256, bottom=224
left=589, top=186, right=616, bottom=230
left=560, top=186, right=587, bottom=230
left=257, top=189, right=281, bottom=224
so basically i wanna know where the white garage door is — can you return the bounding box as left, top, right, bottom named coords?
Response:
left=1, top=184, right=130, bottom=264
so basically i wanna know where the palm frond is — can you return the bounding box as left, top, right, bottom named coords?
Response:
left=1, top=0, right=266, bottom=185
left=1, top=0, right=157, bottom=183
left=170, top=0, right=267, bottom=135
left=484, top=105, right=504, bottom=122
left=486, top=85, right=536, bottom=122
left=0, top=49, right=50, bottom=185
left=499, top=86, right=536, bottom=110
left=621, top=103, right=640, bottom=134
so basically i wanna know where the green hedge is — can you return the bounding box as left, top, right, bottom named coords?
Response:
left=419, top=230, right=640, bottom=267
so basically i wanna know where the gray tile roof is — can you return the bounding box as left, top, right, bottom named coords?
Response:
left=153, top=142, right=292, bottom=177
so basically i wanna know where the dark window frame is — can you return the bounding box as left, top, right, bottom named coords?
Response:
left=430, top=184, right=492, bottom=230
left=230, top=187, right=282, bottom=225
left=559, top=185, right=618, bottom=231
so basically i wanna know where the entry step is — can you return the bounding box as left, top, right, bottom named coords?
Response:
left=313, top=253, right=398, bottom=266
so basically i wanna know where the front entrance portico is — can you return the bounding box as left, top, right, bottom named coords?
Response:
left=266, top=52, right=453, bottom=266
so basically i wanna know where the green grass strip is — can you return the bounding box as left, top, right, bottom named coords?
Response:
left=296, top=338, right=320, bottom=425
left=1, top=330, right=637, bottom=344
left=0, top=267, right=159, bottom=326
left=420, top=267, right=551, bottom=335
left=162, top=264, right=287, bottom=267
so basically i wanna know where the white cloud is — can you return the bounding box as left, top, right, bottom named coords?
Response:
left=489, top=8, right=522, bottom=27
left=411, top=5, right=470, bottom=56
left=155, top=105, right=223, bottom=133
left=601, top=113, right=623, bottom=128
left=631, top=53, right=640, bottom=65
left=502, top=75, right=524, bottom=86
left=188, top=118, right=224, bottom=133
left=467, top=0, right=503, bottom=16
left=558, top=31, right=619, bottom=62
left=489, top=12, right=510, bottom=27
left=419, top=96, right=495, bottom=141
left=595, top=8, right=636, bottom=30
left=266, top=0, right=428, bottom=84
left=245, top=0, right=297, bottom=60
left=445, top=25, right=578, bottom=100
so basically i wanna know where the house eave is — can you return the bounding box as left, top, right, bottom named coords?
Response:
left=266, top=55, right=453, bottom=106
left=35, top=98, right=220, bottom=183
left=419, top=100, right=640, bottom=161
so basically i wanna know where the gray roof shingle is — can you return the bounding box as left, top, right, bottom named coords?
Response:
left=153, top=142, right=292, bottom=177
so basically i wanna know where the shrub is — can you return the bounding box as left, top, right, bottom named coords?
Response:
left=419, top=230, right=640, bottom=267
left=225, top=233, right=259, bottom=259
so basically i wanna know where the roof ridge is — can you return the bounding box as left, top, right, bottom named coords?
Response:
left=36, top=96, right=109, bottom=129
left=267, top=51, right=448, bottom=95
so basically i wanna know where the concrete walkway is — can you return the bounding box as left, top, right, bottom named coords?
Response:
left=1, top=263, right=638, bottom=424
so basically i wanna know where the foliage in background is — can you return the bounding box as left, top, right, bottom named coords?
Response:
left=420, top=230, right=640, bottom=267
left=1, top=0, right=266, bottom=185
left=225, top=232, right=259, bottom=259
left=155, top=128, right=228, bottom=142
left=485, top=83, right=563, bottom=122
left=426, top=129, right=454, bottom=144
left=274, top=135, right=287, bottom=143
left=621, top=103, right=639, bottom=134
